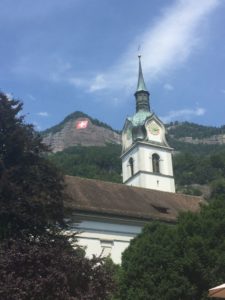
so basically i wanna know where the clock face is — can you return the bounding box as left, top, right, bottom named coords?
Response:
left=122, top=125, right=133, bottom=151
left=126, top=128, right=132, bottom=140
left=147, top=122, right=160, bottom=135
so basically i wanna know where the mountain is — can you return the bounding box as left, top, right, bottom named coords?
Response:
left=43, top=115, right=225, bottom=198
left=167, top=121, right=225, bottom=145
left=42, top=113, right=225, bottom=154
left=41, top=111, right=121, bottom=153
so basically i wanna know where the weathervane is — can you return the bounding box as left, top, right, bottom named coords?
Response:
left=138, top=44, right=142, bottom=58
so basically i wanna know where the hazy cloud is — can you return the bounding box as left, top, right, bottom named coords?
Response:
left=37, top=112, right=49, bottom=117
left=89, top=74, right=107, bottom=92
left=161, top=107, right=206, bottom=123
left=163, top=83, right=174, bottom=91
left=27, top=94, right=36, bottom=101
left=87, top=0, right=220, bottom=93
left=5, top=93, right=13, bottom=101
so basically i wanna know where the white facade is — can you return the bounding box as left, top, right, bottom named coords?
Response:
left=121, top=141, right=175, bottom=193
left=69, top=214, right=143, bottom=264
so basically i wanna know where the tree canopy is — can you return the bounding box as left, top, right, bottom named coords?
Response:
left=48, top=144, right=122, bottom=183
left=0, top=92, right=115, bottom=299
left=0, top=93, right=64, bottom=239
left=117, top=196, right=225, bottom=300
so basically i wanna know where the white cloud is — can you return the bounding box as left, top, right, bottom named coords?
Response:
left=68, top=77, right=86, bottom=87
left=89, top=74, right=107, bottom=92
left=37, top=112, right=49, bottom=117
left=112, top=97, right=120, bottom=106
left=160, top=107, right=206, bottom=123
left=163, top=83, right=174, bottom=91
left=86, top=0, right=220, bottom=93
left=27, top=94, right=36, bottom=101
left=5, top=93, right=13, bottom=101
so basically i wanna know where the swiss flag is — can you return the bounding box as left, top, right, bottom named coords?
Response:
left=76, top=120, right=89, bottom=129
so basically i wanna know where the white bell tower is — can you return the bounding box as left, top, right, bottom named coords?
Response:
left=121, top=56, right=175, bottom=193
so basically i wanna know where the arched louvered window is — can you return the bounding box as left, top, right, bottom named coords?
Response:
left=152, top=153, right=160, bottom=173
left=129, top=157, right=134, bottom=176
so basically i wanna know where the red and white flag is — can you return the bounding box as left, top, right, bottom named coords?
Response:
left=76, top=120, right=89, bottom=129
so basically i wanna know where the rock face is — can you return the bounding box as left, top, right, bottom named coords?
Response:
left=177, top=135, right=225, bottom=145
left=42, top=115, right=121, bottom=153
left=42, top=116, right=225, bottom=153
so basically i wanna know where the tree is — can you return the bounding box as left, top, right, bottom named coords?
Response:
left=118, top=198, right=225, bottom=300
left=0, top=92, right=64, bottom=239
left=0, top=93, right=115, bottom=299
left=0, top=236, right=115, bottom=300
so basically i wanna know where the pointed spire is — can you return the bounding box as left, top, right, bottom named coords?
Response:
left=136, top=55, right=148, bottom=92
left=135, top=55, right=150, bottom=112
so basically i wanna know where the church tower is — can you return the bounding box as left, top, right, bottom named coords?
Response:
left=121, top=56, right=175, bottom=193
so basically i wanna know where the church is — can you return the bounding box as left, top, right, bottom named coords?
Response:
left=64, top=56, right=203, bottom=264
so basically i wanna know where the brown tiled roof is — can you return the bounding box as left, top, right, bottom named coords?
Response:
left=64, top=176, right=205, bottom=223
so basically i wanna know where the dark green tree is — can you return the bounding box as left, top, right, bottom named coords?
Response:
left=118, top=198, right=225, bottom=300
left=0, top=236, right=115, bottom=300
left=48, top=144, right=122, bottom=183
left=0, top=92, right=64, bottom=239
left=0, top=93, right=115, bottom=299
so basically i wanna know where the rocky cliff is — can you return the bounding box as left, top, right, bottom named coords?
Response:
left=175, top=135, right=225, bottom=145
left=42, top=115, right=225, bottom=153
left=42, top=112, right=121, bottom=153
left=167, top=122, right=225, bottom=146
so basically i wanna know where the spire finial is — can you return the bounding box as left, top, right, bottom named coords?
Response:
left=136, top=54, right=148, bottom=92
left=135, top=54, right=150, bottom=112
left=138, top=44, right=141, bottom=58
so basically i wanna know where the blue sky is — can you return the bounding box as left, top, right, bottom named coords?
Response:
left=1, top=0, right=225, bottom=131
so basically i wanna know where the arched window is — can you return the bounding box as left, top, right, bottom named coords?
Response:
left=129, top=157, right=134, bottom=176
left=152, top=153, right=160, bottom=173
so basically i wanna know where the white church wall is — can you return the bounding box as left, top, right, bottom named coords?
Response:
left=122, top=147, right=139, bottom=182
left=140, top=173, right=175, bottom=192
left=69, top=217, right=143, bottom=264
left=122, top=142, right=175, bottom=192
left=137, top=144, right=174, bottom=176
left=126, top=173, right=175, bottom=193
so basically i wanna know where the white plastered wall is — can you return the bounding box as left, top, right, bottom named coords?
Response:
left=122, top=143, right=175, bottom=193
left=69, top=218, right=143, bottom=264
left=126, top=173, right=175, bottom=192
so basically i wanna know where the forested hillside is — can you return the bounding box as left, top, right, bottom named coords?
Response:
left=48, top=144, right=122, bottom=183
left=48, top=143, right=225, bottom=198
left=46, top=119, right=225, bottom=197
left=167, top=121, right=225, bottom=139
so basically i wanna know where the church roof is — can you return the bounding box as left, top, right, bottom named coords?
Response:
left=64, top=176, right=205, bottom=223
left=128, top=110, right=152, bottom=126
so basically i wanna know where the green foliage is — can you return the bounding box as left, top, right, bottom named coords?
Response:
left=41, top=111, right=120, bottom=136
left=118, top=198, right=225, bottom=300
left=48, top=144, right=122, bottom=183
left=47, top=142, right=225, bottom=195
left=0, top=93, right=64, bottom=239
left=173, top=151, right=225, bottom=186
left=0, top=236, right=116, bottom=300
left=178, top=186, right=203, bottom=196
left=210, top=178, right=225, bottom=199
left=167, top=121, right=225, bottom=139
left=167, top=135, right=225, bottom=155
left=0, top=93, right=115, bottom=299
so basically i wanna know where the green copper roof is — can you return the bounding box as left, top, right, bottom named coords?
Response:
left=136, top=55, right=148, bottom=92
left=128, top=110, right=152, bottom=126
